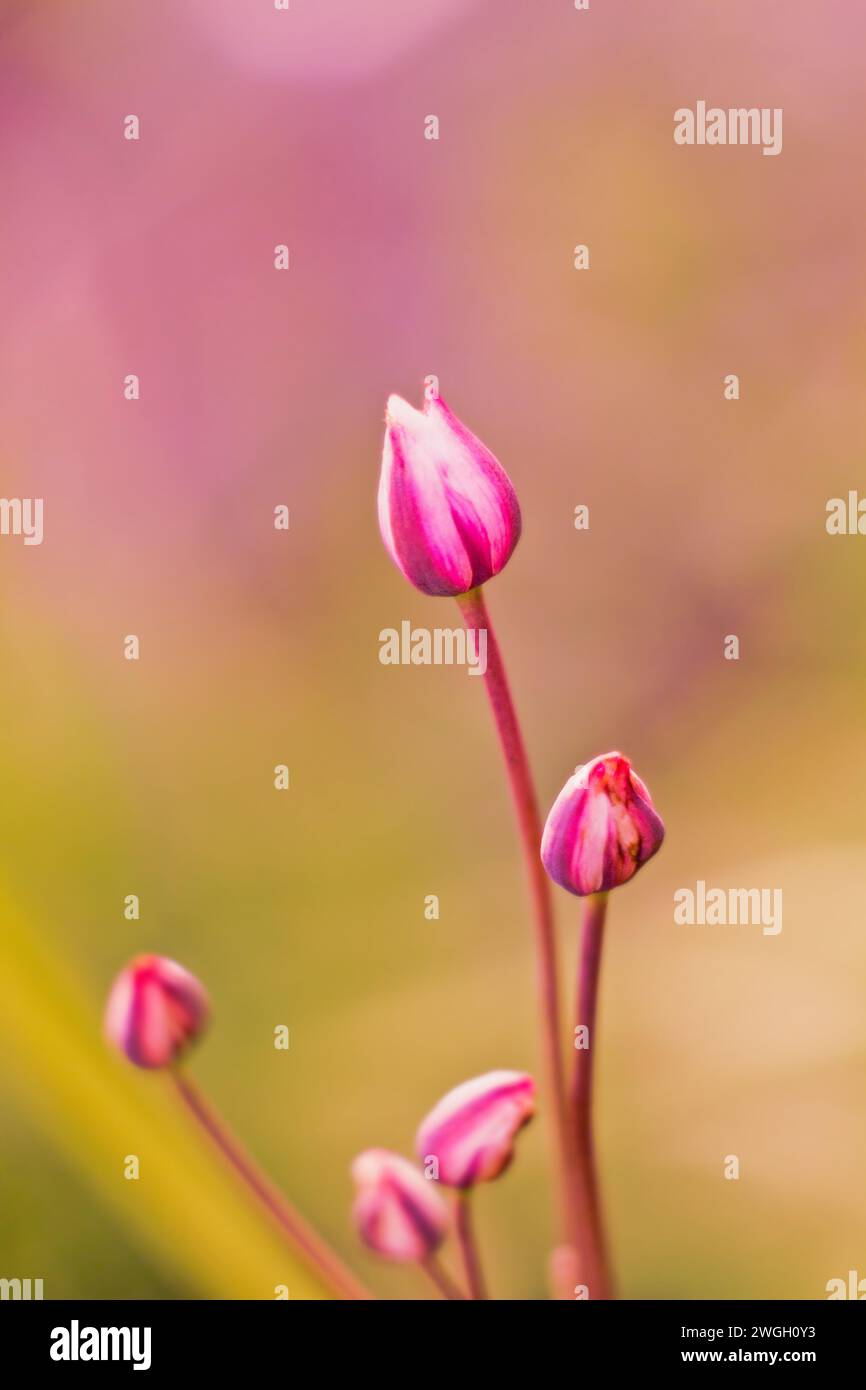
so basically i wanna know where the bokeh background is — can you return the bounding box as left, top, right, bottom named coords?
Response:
left=1, top=0, right=865, bottom=1300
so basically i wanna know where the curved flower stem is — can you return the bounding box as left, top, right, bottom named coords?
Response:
left=454, top=1192, right=488, bottom=1300
left=456, top=587, right=578, bottom=1291
left=571, top=891, right=614, bottom=1299
left=171, top=1071, right=372, bottom=1300
left=421, top=1255, right=466, bottom=1301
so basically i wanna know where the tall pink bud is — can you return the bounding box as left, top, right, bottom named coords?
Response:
left=104, top=954, right=210, bottom=1069
left=377, top=392, right=521, bottom=597
left=415, top=1070, right=536, bottom=1189
left=351, top=1149, right=448, bottom=1262
left=541, top=752, right=665, bottom=897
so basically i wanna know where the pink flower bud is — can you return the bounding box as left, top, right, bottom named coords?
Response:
left=541, top=752, right=665, bottom=897
left=104, top=954, right=210, bottom=1069
left=415, top=1070, right=536, bottom=1189
left=377, top=392, right=522, bottom=597
left=351, top=1149, right=448, bottom=1262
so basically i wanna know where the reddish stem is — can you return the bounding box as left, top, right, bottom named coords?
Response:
left=172, top=1071, right=371, bottom=1300
left=454, top=1192, right=488, bottom=1300
left=421, top=1254, right=466, bottom=1301
left=456, top=587, right=579, bottom=1291
left=571, top=892, right=614, bottom=1299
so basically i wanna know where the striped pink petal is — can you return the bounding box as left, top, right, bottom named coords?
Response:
left=541, top=752, right=665, bottom=897
left=104, top=954, right=210, bottom=1069
left=415, top=1070, right=536, bottom=1189
left=377, top=392, right=521, bottom=597
left=351, top=1148, right=448, bottom=1262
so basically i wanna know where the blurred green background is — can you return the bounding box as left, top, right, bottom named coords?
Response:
left=1, top=0, right=865, bottom=1299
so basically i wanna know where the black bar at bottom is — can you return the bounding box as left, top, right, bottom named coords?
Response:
left=1, top=1298, right=859, bottom=1374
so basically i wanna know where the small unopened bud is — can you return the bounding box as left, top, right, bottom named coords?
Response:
left=351, top=1149, right=447, bottom=1262
left=415, top=1070, right=536, bottom=1189
left=377, top=392, right=521, bottom=597
left=104, top=954, right=210, bottom=1069
left=541, top=751, right=665, bottom=896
